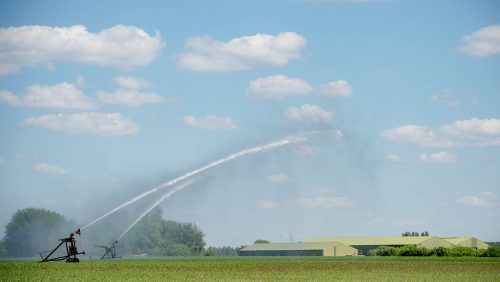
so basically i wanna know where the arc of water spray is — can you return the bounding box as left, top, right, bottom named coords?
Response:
left=81, top=133, right=307, bottom=230
left=116, top=179, right=196, bottom=242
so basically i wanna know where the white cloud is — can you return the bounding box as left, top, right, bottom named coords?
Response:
left=430, top=89, right=460, bottom=107
left=97, top=89, right=165, bottom=106
left=76, top=75, right=85, bottom=88
left=267, top=173, right=290, bottom=183
left=1, top=82, right=96, bottom=109
left=257, top=200, right=279, bottom=209
left=459, top=25, right=500, bottom=56
left=34, top=163, right=66, bottom=174
left=387, top=154, right=401, bottom=162
left=315, top=80, right=353, bottom=98
left=285, top=104, right=334, bottom=123
left=183, top=115, right=238, bottom=130
left=113, top=76, right=150, bottom=89
left=177, top=32, right=306, bottom=72
left=382, top=118, right=500, bottom=147
left=420, top=151, right=457, bottom=164
left=245, top=75, right=312, bottom=99
left=294, top=145, right=320, bottom=156
left=24, top=112, right=139, bottom=136
left=457, top=196, right=489, bottom=207
left=298, top=196, right=352, bottom=208
left=0, top=24, right=163, bottom=75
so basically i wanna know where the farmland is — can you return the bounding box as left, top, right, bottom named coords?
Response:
left=1, top=256, right=499, bottom=281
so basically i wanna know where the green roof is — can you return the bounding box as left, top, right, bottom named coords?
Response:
left=306, top=236, right=439, bottom=246
left=441, top=237, right=470, bottom=245
left=242, top=242, right=338, bottom=251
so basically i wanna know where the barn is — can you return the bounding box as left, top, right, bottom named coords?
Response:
left=305, top=236, right=453, bottom=255
left=441, top=237, right=490, bottom=249
left=239, top=242, right=358, bottom=256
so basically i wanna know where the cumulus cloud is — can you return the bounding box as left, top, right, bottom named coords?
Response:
left=0, top=82, right=96, bottom=109
left=24, top=112, right=139, bottom=136
left=387, top=154, right=401, bottom=162
left=177, top=32, right=306, bottom=72
left=315, top=80, right=354, bottom=98
left=459, top=25, right=500, bottom=56
left=113, top=76, right=150, bottom=89
left=294, top=145, right=320, bottom=156
left=246, top=75, right=312, bottom=99
left=257, top=200, right=279, bottom=209
left=97, top=89, right=165, bottom=106
left=0, top=24, right=163, bottom=75
left=285, top=104, right=334, bottom=123
left=382, top=118, right=500, bottom=147
left=457, top=192, right=497, bottom=207
left=420, top=151, right=457, bottom=164
left=183, top=115, right=238, bottom=130
left=34, top=163, right=66, bottom=174
left=430, top=89, right=460, bottom=107
left=298, top=196, right=352, bottom=208
left=267, top=173, right=290, bottom=183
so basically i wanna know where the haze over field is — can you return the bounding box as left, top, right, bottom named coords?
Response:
left=0, top=0, right=499, bottom=247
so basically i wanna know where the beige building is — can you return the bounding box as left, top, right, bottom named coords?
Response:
left=441, top=237, right=490, bottom=250
left=240, top=242, right=358, bottom=256
left=306, top=236, right=454, bottom=255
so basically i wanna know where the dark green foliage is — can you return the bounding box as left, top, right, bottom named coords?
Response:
left=429, top=246, right=448, bottom=256
left=402, top=231, right=428, bottom=237
left=4, top=208, right=70, bottom=257
left=395, top=245, right=429, bottom=256
left=0, top=240, right=7, bottom=258
left=254, top=239, right=270, bottom=244
left=484, top=245, right=500, bottom=257
left=486, top=242, right=500, bottom=247
left=121, top=207, right=205, bottom=256
left=367, top=246, right=396, bottom=256
left=204, top=246, right=239, bottom=256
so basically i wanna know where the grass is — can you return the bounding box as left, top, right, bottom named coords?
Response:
left=1, top=256, right=499, bottom=281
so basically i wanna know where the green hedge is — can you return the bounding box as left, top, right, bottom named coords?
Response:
left=367, top=245, right=500, bottom=257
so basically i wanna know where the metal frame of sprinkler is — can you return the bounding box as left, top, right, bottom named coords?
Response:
left=39, top=228, right=85, bottom=263
left=95, top=240, right=121, bottom=259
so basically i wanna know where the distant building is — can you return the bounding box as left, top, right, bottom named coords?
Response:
left=239, top=242, right=357, bottom=257
left=305, top=236, right=453, bottom=255
left=441, top=237, right=490, bottom=250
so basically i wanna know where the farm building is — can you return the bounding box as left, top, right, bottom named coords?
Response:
left=441, top=237, right=490, bottom=249
left=305, top=236, right=453, bottom=255
left=239, top=242, right=358, bottom=257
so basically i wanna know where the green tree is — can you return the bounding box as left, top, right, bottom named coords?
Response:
left=0, top=240, right=7, bottom=258
left=4, top=208, right=70, bottom=257
left=121, top=207, right=205, bottom=256
left=254, top=239, right=270, bottom=244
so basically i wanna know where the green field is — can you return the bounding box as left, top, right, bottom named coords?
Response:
left=1, top=257, right=499, bottom=281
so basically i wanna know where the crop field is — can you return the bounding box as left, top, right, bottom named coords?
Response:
left=1, top=256, right=499, bottom=281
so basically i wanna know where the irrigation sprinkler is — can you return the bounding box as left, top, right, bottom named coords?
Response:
left=95, top=240, right=120, bottom=259
left=39, top=228, right=85, bottom=263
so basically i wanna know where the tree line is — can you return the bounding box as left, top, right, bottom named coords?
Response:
left=0, top=207, right=209, bottom=258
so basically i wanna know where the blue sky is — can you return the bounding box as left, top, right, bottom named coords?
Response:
left=1, top=0, right=499, bottom=246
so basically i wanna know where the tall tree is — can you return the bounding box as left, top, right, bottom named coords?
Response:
left=4, top=208, right=70, bottom=257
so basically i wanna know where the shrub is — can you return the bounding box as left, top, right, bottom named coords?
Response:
left=447, top=246, right=476, bottom=257
left=396, top=245, right=430, bottom=256
left=367, top=246, right=397, bottom=256
left=429, top=246, right=448, bottom=256
left=484, top=245, right=500, bottom=257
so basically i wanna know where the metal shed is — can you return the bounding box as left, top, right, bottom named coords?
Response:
left=239, top=242, right=357, bottom=256
left=441, top=237, right=490, bottom=250
left=306, top=236, right=453, bottom=255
